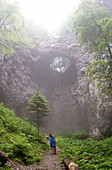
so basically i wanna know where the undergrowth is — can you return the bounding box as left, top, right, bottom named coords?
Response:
left=0, top=103, right=49, bottom=169
left=57, top=131, right=112, bottom=170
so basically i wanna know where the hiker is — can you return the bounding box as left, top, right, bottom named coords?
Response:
left=49, top=134, right=56, bottom=155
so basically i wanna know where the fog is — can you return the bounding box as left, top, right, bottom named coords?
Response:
left=9, top=0, right=80, bottom=34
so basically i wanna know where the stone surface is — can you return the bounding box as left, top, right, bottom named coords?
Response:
left=0, top=30, right=112, bottom=137
left=0, top=53, right=37, bottom=117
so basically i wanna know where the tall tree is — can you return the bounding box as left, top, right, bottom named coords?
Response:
left=27, top=90, right=50, bottom=140
left=0, top=0, right=33, bottom=58
left=72, top=0, right=112, bottom=97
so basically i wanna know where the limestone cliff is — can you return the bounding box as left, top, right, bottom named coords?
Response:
left=0, top=0, right=112, bottom=136
left=0, top=29, right=111, bottom=137
left=0, top=53, right=37, bottom=116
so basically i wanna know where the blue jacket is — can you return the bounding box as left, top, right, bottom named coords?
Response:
left=50, top=137, right=56, bottom=147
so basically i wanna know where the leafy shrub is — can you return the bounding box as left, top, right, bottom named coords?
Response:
left=72, top=131, right=89, bottom=140
left=0, top=103, right=50, bottom=167
left=60, top=128, right=72, bottom=137
left=0, top=163, right=13, bottom=170
left=57, top=135, right=112, bottom=169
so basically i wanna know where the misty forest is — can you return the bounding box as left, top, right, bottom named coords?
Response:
left=0, top=0, right=112, bottom=169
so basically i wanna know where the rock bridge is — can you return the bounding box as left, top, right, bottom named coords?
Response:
left=0, top=30, right=112, bottom=136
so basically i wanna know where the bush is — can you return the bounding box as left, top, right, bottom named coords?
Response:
left=72, top=131, right=89, bottom=140
left=57, top=135, right=112, bottom=169
left=0, top=163, right=13, bottom=170
left=60, top=128, right=72, bottom=137
left=0, top=103, right=50, bottom=166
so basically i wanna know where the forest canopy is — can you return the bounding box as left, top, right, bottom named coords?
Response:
left=0, top=0, right=49, bottom=59
left=72, top=0, right=112, bottom=97
left=0, top=0, right=33, bottom=57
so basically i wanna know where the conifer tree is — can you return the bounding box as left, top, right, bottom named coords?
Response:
left=27, top=90, right=50, bottom=140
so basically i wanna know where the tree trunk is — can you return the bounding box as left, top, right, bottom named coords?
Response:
left=63, top=157, right=80, bottom=170
left=38, top=123, right=39, bottom=140
left=0, top=151, right=8, bottom=165
left=37, top=116, right=39, bottom=140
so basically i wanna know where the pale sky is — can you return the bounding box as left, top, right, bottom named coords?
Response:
left=9, top=0, right=80, bottom=34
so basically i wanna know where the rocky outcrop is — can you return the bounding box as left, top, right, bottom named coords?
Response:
left=74, top=43, right=112, bottom=137
left=0, top=53, right=37, bottom=116
left=0, top=29, right=112, bottom=136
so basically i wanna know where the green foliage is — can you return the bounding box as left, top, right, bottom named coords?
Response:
left=27, top=22, right=50, bottom=42
left=0, top=0, right=33, bottom=57
left=57, top=132, right=112, bottom=169
left=72, top=131, right=89, bottom=140
left=0, top=103, right=49, bottom=168
left=50, top=56, right=70, bottom=73
left=0, top=163, right=13, bottom=170
left=0, top=0, right=52, bottom=58
left=27, top=90, right=50, bottom=114
left=27, top=89, right=50, bottom=140
left=60, top=127, right=72, bottom=137
left=72, top=0, right=112, bottom=97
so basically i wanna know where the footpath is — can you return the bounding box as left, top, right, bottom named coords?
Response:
left=6, top=146, right=66, bottom=170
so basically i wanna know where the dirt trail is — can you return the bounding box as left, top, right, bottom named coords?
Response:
left=6, top=147, right=66, bottom=170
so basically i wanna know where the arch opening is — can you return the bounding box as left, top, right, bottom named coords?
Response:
left=50, top=56, right=70, bottom=73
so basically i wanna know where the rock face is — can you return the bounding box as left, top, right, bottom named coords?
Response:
left=0, top=53, right=37, bottom=117
left=74, top=43, right=112, bottom=137
left=27, top=32, right=90, bottom=134
left=0, top=29, right=112, bottom=136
